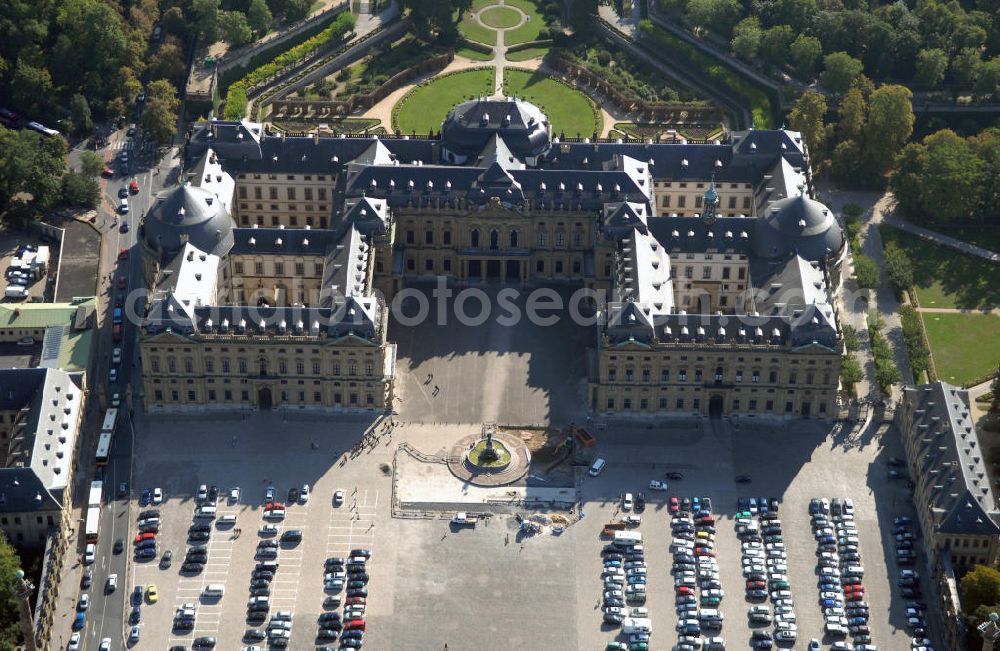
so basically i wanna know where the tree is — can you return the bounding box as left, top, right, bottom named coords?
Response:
left=863, top=84, right=914, bottom=174
left=975, top=56, right=1000, bottom=98
left=837, top=87, right=866, bottom=141
left=0, top=533, right=25, bottom=646
left=284, top=0, right=312, bottom=22
left=10, top=59, right=52, bottom=117
left=951, top=47, right=983, bottom=89
left=841, top=354, right=864, bottom=389
left=990, top=365, right=1000, bottom=413
left=219, top=10, right=253, bottom=46
left=821, top=52, right=864, bottom=94
left=789, top=34, right=822, bottom=78
left=191, top=0, right=221, bottom=42
left=247, top=0, right=273, bottom=35
left=686, top=0, right=741, bottom=35
left=962, top=565, right=1000, bottom=613
left=79, top=151, right=104, bottom=177
left=883, top=243, right=914, bottom=296
left=68, top=94, right=93, bottom=136
left=915, top=48, right=948, bottom=88
left=875, top=360, right=901, bottom=388
left=731, top=17, right=763, bottom=61
left=788, top=91, right=829, bottom=158
left=0, top=126, right=68, bottom=211
left=140, top=80, right=180, bottom=147
left=853, top=254, right=880, bottom=289
left=148, top=43, right=187, bottom=88
left=889, top=130, right=985, bottom=223
left=759, top=25, right=795, bottom=66
left=160, top=5, right=187, bottom=37
left=60, top=172, right=99, bottom=208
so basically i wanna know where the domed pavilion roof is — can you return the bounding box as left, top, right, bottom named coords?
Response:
left=753, top=194, right=844, bottom=262
left=142, top=184, right=235, bottom=264
left=440, top=96, right=550, bottom=160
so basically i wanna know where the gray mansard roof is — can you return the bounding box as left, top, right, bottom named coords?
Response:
left=899, top=382, right=1000, bottom=536
left=441, top=97, right=551, bottom=159
left=753, top=194, right=844, bottom=262
left=143, top=183, right=235, bottom=263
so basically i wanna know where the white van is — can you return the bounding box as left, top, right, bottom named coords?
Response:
left=4, top=286, right=28, bottom=299
left=588, top=458, right=606, bottom=476
left=217, top=514, right=237, bottom=526
left=203, top=584, right=225, bottom=596
left=699, top=608, right=723, bottom=623
left=622, top=617, right=653, bottom=634
left=195, top=505, right=217, bottom=519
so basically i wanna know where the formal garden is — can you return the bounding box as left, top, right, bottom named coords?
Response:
left=457, top=0, right=552, bottom=48
left=392, top=68, right=496, bottom=134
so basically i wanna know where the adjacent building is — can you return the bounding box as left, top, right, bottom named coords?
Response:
left=145, top=98, right=844, bottom=416
left=0, top=368, right=85, bottom=547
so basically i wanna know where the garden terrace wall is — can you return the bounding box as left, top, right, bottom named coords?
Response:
left=266, top=53, right=455, bottom=120
left=547, top=54, right=721, bottom=124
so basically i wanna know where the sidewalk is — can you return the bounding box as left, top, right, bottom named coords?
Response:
left=882, top=213, right=1000, bottom=263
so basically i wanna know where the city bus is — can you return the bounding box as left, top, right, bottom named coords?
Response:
left=87, top=480, right=103, bottom=508
left=95, top=408, right=118, bottom=466
left=25, top=121, right=60, bottom=137
left=84, top=507, right=100, bottom=542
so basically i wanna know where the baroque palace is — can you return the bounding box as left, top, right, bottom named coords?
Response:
left=137, top=97, right=846, bottom=417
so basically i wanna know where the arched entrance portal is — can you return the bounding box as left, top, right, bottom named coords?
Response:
left=258, top=387, right=273, bottom=410
left=708, top=394, right=724, bottom=418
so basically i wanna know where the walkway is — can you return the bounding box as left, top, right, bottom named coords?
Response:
left=882, top=213, right=1000, bottom=263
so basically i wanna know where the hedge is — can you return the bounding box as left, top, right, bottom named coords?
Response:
left=224, top=12, right=356, bottom=120
left=637, top=20, right=774, bottom=128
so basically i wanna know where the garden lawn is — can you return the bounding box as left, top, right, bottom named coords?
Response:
left=880, top=226, right=1000, bottom=309
left=394, top=68, right=495, bottom=134
left=922, top=312, right=1000, bottom=385
left=480, top=5, right=521, bottom=28
left=459, top=10, right=498, bottom=45
left=503, top=68, right=602, bottom=137
left=457, top=46, right=494, bottom=61
left=503, top=0, right=547, bottom=45
left=506, top=46, right=549, bottom=61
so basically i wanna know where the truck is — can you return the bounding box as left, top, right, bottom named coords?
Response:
left=451, top=512, right=477, bottom=526
left=614, top=530, right=643, bottom=545
left=622, top=617, right=653, bottom=634
left=603, top=521, right=627, bottom=536
left=571, top=426, right=597, bottom=447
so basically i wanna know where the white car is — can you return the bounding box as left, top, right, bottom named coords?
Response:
left=230, top=487, right=241, bottom=503
left=603, top=606, right=625, bottom=616
left=84, top=543, right=95, bottom=564
left=630, top=607, right=649, bottom=617
left=128, top=625, right=140, bottom=643
left=333, top=489, right=345, bottom=505
left=100, top=639, right=111, bottom=651
left=152, top=487, right=163, bottom=504
left=622, top=514, right=641, bottom=526
left=112, top=347, right=122, bottom=364
left=265, top=486, right=275, bottom=502
left=622, top=493, right=634, bottom=511
left=649, top=480, right=668, bottom=491
left=68, top=632, right=81, bottom=650
left=911, top=639, right=932, bottom=648
left=106, top=574, right=117, bottom=592
left=300, top=484, right=309, bottom=503
left=259, top=523, right=279, bottom=535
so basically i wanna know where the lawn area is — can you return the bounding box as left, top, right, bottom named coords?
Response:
left=880, top=225, right=1000, bottom=309
left=394, top=68, right=495, bottom=134
left=503, top=0, right=547, bottom=45
left=503, top=68, right=602, bottom=137
left=922, top=312, right=1000, bottom=385
left=480, top=5, right=521, bottom=28
left=506, top=46, right=549, bottom=61
left=459, top=10, right=498, bottom=45
left=457, top=46, right=494, bottom=61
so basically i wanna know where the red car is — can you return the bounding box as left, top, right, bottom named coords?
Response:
left=846, top=592, right=865, bottom=601
left=129, top=180, right=139, bottom=194
left=676, top=586, right=694, bottom=596
left=118, top=247, right=129, bottom=260
left=746, top=580, right=765, bottom=589
left=695, top=548, right=716, bottom=557
left=343, top=619, right=365, bottom=631
left=112, top=324, right=122, bottom=342
left=134, top=532, right=155, bottom=543
left=117, top=276, right=126, bottom=290
left=845, top=583, right=864, bottom=591
left=264, top=501, right=285, bottom=510
left=345, top=596, right=366, bottom=606
left=669, top=497, right=679, bottom=513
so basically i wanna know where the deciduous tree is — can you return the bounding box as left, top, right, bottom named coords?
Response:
left=863, top=84, right=914, bottom=174
left=789, top=34, right=822, bottom=78
left=731, top=17, right=762, bottom=60
left=788, top=90, right=829, bottom=159
left=247, top=0, right=273, bottom=35
left=962, top=565, right=1000, bottom=614
left=821, top=52, right=864, bottom=94
left=60, top=172, right=99, bottom=208
left=915, top=48, right=948, bottom=88
left=219, top=10, right=253, bottom=46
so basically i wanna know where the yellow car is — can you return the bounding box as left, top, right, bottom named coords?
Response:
left=146, top=584, right=158, bottom=603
